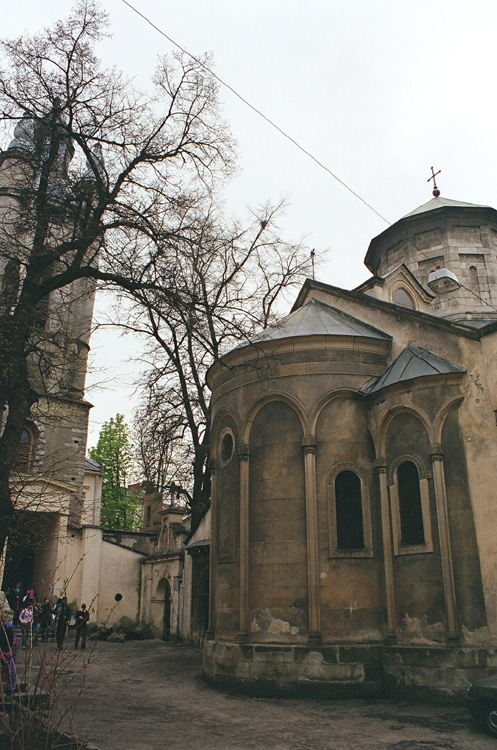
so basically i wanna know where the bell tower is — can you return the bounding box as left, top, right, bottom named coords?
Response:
left=0, top=114, right=98, bottom=595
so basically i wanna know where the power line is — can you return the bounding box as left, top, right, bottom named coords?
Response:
left=120, top=0, right=390, bottom=227
left=119, top=0, right=497, bottom=316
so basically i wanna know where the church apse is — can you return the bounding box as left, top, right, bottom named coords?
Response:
left=248, top=401, right=307, bottom=643
left=204, top=189, right=497, bottom=699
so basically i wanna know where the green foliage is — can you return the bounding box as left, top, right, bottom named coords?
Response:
left=107, top=630, right=126, bottom=642
left=118, top=616, right=149, bottom=640
left=89, top=414, right=142, bottom=531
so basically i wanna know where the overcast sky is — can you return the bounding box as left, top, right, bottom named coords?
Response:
left=3, top=0, right=497, bottom=445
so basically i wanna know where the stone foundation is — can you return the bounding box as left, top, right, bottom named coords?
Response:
left=203, top=641, right=383, bottom=698
left=203, top=640, right=497, bottom=701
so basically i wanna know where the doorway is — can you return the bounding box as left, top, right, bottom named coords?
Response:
left=161, top=579, right=172, bottom=641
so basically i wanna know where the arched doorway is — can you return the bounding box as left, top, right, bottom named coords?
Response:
left=162, top=579, right=171, bottom=641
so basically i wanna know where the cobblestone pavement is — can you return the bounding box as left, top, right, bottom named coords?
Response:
left=44, top=640, right=497, bottom=750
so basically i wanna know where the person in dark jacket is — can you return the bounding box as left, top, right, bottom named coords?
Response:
left=54, top=596, right=71, bottom=649
left=74, top=603, right=89, bottom=649
left=10, top=582, right=23, bottom=626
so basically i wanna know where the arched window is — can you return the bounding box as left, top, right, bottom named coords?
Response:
left=469, top=265, right=480, bottom=294
left=393, top=287, right=415, bottom=309
left=14, top=428, right=34, bottom=473
left=335, top=470, right=364, bottom=549
left=397, top=461, right=425, bottom=546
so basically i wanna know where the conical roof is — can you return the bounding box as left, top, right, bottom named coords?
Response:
left=402, top=195, right=490, bottom=218
left=366, top=346, right=464, bottom=394
left=250, top=299, right=391, bottom=344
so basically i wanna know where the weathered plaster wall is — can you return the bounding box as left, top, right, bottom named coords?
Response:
left=214, top=416, right=240, bottom=638
left=315, top=396, right=383, bottom=641
left=97, top=541, right=143, bottom=624
left=249, top=401, right=307, bottom=643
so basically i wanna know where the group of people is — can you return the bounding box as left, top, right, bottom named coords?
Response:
left=7, top=582, right=90, bottom=651
left=1, top=586, right=91, bottom=695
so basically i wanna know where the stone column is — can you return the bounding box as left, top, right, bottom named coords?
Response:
left=206, top=462, right=217, bottom=640
left=54, top=512, right=70, bottom=598
left=303, top=437, right=321, bottom=640
left=376, top=460, right=396, bottom=639
left=237, top=445, right=250, bottom=641
left=430, top=445, right=458, bottom=639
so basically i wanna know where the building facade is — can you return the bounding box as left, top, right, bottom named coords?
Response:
left=204, top=193, right=497, bottom=698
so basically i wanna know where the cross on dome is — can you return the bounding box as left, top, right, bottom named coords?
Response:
left=427, top=166, right=441, bottom=197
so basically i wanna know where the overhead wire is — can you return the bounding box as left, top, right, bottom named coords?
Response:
left=119, top=0, right=497, bottom=316
left=120, top=0, right=389, bottom=226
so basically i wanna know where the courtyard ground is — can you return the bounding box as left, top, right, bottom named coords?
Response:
left=21, top=640, right=497, bottom=749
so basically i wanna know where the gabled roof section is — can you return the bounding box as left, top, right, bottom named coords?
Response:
left=365, top=346, right=465, bottom=395
left=354, top=262, right=434, bottom=302
left=250, top=299, right=391, bottom=343
left=84, top=457, right=102, bottom=473
left=292, top=279, right=491, bottom=340
left=402, top=195, right=490, bottom=218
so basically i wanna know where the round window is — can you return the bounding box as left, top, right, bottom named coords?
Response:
left=220, top=431, right=234, bottom=465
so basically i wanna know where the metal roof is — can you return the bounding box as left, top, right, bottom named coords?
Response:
left=250, top=299, right=391, bottom=344
left=84, top=457, right=102, bottom=473
left=366, top=346, right=465, bottom=394
left=402, top=196, right=490, bottom=219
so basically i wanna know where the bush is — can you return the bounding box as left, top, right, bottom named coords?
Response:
left=118, top=616, right=149, bottom=640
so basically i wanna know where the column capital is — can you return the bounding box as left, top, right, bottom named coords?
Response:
left=374, top=458, right=387, bottom=472
left=430, top=444, right=444, bottom=459
left=237, top=444, right=249, bottom=461
left=302, top=436, right=316, bottom=453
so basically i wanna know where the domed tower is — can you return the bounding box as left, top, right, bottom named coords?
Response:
left=362, top=194, right=497, bottom=322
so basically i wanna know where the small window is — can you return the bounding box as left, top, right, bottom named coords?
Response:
left=397, top=461, right=425, bottom=545
left=389, top=457, right=433, bottom=555
left=14, top=428, right=33, bottom=473
left=469, top=266, right=480, bottom=294
left=146, top=504, right=152, bottom=526
left=328, top=465, right=373, bottom=558
left=393, top=288, right=415, bottom=309
left=335, top=471, right=364, bottom=549
left=28, top=297, right=49, bottom=330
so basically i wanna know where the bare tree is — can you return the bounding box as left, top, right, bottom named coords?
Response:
left=0, top=0, right=235, bottom=552
left=128, top=202, right=312, bottom=527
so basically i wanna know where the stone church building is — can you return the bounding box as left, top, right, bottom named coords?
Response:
left=204, top=191, right=497, bottom=697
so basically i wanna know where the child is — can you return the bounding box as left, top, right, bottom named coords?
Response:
left=19, top=600, right=34, bottom=649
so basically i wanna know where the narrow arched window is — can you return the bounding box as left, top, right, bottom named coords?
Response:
left=397, top=461, right=424, bottom=546
left=28, top=297, right=49, bottom=330
left=335, top=470, right=364, bottom=549
left=393, top=287, right=415, bottom=309
left=469, top=265, right=480, bottom=294
left=14, top=428, right=33, bottom=473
